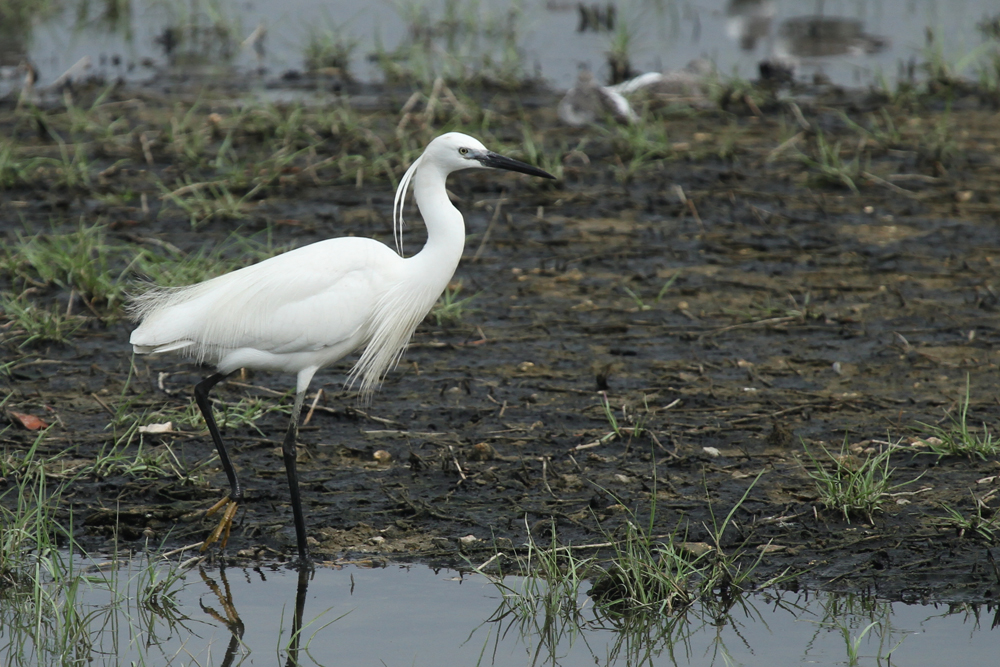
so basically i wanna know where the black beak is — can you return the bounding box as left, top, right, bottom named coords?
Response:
left=477, top=151, right=556, bottom=179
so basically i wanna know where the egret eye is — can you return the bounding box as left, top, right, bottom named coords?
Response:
left=458, top=147, right=469, bottom=155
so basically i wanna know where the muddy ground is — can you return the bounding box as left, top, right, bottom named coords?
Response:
left=3, top=77, right=1000, bottom=606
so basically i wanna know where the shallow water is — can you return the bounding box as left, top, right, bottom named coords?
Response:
left=10, top=0, right=1000, bottom=89
left=20, top=558, right=996, bottom=667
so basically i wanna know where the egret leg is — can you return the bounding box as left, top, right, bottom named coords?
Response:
left=195, top=372, right=242, bottom=552
left=194, top=373, right=242, bottom=501
left=282, top=389, right=310, bottom=563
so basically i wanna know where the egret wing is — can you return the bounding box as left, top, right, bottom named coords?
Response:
left=130, top=238, right=402, bottom=358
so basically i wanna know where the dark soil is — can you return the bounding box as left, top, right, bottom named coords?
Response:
left=4, top=78, right=1000, bottom=605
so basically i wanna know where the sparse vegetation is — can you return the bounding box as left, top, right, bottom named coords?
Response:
left=0, top=292, right=84, bottom=346
left=589, top=473, right=787, bottom=616
left=429, top=282, right=478, bottom=327
left=476, top=518, right=594, bottom=655
left=480, top=471, right=789, bottom=631
left=918, top=377, right=999, bottom=460
left=797, top=129, right=863, bottom=193
left=303, top=24, right=357, bottom=76
left=937, top=490, right=1000, bottom=542
left=4, top=223, right=130, bottom=314
left=0, top=427, right=193, bottom=667
left=804, top=438, right=917, bottom=523
left=373, top=0, right=529, bottom=87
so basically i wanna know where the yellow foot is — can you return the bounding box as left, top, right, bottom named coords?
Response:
left=201, top=497, right=239, bottom=552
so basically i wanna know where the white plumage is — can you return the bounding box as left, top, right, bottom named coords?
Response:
left=130, top=236, right=419, bottom=395
left=127, top=131, right=554, bottom=563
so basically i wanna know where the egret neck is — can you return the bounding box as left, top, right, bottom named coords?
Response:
left=409, top=158, right=466, bottom=277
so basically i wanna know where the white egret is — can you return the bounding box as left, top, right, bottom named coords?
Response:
left=129, top=132, right=555, bottom=563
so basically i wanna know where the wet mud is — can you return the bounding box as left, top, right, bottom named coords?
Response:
left=4, top=80, right=1000, bottom=605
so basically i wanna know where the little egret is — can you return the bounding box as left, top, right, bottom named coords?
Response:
left=128, top=132, right=554, bottom=563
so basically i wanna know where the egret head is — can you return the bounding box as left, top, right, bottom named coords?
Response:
left=393, top=132, right=555, bottom=255
left=426, top=132, right=556, bottom=179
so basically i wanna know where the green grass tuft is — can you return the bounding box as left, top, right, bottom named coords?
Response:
left=804, top=437, right=919, bottom=523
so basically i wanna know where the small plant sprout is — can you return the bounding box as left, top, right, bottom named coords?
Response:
left=620, top=272, right=680, bottom=311
left=656, top=271, right=680, bottom=302
left=796, top=129, right=863, bottom=193
left=429, top=282, right=478, bottom=327
left=937, top=489, right=1000, bottom=541
left=597, top=393, right=648, bottom=451
left=601, top=391, right=622, bottom=438
left=917, top=376, right=998, bottom=459
left=621, top=284, right=650, bottom=311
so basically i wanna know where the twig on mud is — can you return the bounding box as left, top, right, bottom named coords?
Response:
left=300, top=155, right=337, bottom=182
left=572, top=431, right=617, bottom=451
left=363, top=429, right=455, bottom=439
left=536, top=384, right=595, bottom=395
left=382, top=486, right=480, bottom=525
left=473, top=552, right=504, bottom=573
left=302, top=388, right=323, bottom=426
left=226, top=380, right=287, bottom=396
left=349, top=407, right=403, bottom=427
left=886, top=487, right=934, bottom=497
left=767, top=131, right=804, bottom=163
left=90, top=392, right=114, bottom=416
left=178, top=555, right=207, bottom=569
left=139, top=132, right=154, bottom=165
left=472, top=195, right=506, bottom=262
left=448, top=445, right=467, bottom=481
left=540, top=457, right=557, bottom=498
left=485, top=394, right=509, bottom=419
left=672, top=184, right=704, bottom=231
left=754, top=511, right=808, bottom=526
left=696, top=316, right=797, bottom=341
left=162, top=541, right=207, bottom=558
left=649, top=431, right=681, bottom=459
left=126, top=234, right=184, bottom=255
left=862, top=171, right=919, bottom=198
left=727, top=402, right=827, bottom=425
left=786, top=102, right=811, bottom=131
left=159, top=180, right=228, bottom=199
left=886, top=173, right=945, bottom=184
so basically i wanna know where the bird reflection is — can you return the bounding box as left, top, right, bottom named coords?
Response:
left=198, top=566, right=312, bottom=667
left=286, top=567, right=311, bottom=667
left=776, top=16, right=889, bottom=58
left=725, top=0, right=775, bottom=51
left=199, top=568, right=245, bottom=667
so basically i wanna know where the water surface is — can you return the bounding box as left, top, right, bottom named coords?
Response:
left=51, top=559, right=999, bottom=667
left=10, top=0, right=1000, bottom=89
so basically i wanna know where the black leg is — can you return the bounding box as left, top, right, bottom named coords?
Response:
left=195, top=372, right=243, bottom=502
left=282, top=390, right=310, bottom=563
left=285, top=566, right=311, bottom=666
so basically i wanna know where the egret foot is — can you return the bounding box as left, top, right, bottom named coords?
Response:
left=201, top=496, right=239, bottom=552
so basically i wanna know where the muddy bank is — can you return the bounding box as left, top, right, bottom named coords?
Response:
left=3, top=77, right=1000, bottom=605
